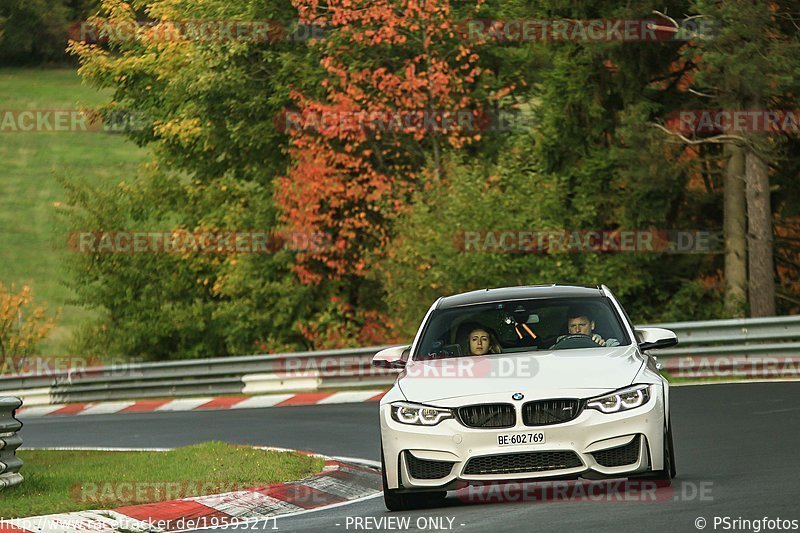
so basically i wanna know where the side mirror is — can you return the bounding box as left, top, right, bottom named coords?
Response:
left=372, top=345, right=410, bottom=369
left=635, top=327, right=678, bottom=351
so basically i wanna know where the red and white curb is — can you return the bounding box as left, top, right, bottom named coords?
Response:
left=16, top=390, right=388, bottom=418
left=0, top=451, right=382, bottom=533
left=16, top=359, right=797, bottom=419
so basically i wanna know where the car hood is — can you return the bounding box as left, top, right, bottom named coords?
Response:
left=397, top=344, right=645, bottom=403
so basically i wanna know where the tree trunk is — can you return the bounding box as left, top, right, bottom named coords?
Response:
left=745, top=149, right=776, bottom=316
left=723, top=143, right=747, bottom=317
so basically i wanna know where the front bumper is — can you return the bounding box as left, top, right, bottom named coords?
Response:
left=380, top=386, right=665, bottom=491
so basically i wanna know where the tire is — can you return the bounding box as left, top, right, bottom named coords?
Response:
left=667, top=419, right=677, bottom=479
left=381, top=450, right=447, bottom=511
left=640, top=418, right=676, bottom=484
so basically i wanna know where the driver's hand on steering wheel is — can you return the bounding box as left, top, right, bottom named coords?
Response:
left=591, top=333, right=606, bottom=346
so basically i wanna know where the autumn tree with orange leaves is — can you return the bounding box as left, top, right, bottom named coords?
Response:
left=280, top=0, right=497, bottom=282
left=277, top=0, right=506, bottom=345
left=0, top=284, right=54, bottom=374
left=61, top=0, right=800, bottom=357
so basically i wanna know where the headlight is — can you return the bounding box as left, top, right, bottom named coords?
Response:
left=391, top=402, right=453, bottom=426
left=586, top=385, right=651, bottom=414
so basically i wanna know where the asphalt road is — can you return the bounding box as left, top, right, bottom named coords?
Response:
left=18, top=382, right=800, bottom=533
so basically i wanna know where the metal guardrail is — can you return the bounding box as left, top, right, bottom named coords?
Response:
left=1, top=316, right=798, bottom=406
left=0, top=397, right=23, bottom=490
left=0, top=347, right=398, bottom=405
left=649, top=315, right=800, bottom=357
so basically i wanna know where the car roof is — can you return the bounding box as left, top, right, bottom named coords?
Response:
left=436, top=284, right=604, bottom=309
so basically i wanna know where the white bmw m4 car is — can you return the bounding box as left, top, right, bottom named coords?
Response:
left=373, top=284, right=678, bottom=511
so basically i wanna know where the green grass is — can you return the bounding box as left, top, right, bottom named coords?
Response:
left=2, top=442, right=324, bottom=518
left=0, top=68, right=150, bottom=355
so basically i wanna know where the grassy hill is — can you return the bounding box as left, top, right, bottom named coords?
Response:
left=0, top=68, right=150, bottom=355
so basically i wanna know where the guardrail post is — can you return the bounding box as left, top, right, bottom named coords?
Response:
left=0, top=396, right=23, bottom=491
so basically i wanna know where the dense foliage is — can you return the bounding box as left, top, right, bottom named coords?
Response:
left=59, top=0, right=800, bottom=358
left=0, top=0, right=99, bottom=64
left=0, top=283, right=54, bottom=371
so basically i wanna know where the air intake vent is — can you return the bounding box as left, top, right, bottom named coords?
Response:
left=457, top=404, right=516, bottom=428
left=592, top=437, right=641, bottom=467
left=464, top=451, right=583, bottom=475
left=522, top=399, right=582, bottom=426
left=406, top=453, right=455, bottom=480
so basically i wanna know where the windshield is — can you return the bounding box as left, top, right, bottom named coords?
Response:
left=415, top=297, right=630, bottom=361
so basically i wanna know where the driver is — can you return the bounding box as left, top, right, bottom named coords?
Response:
left=559, top=306, right=620, bottom=347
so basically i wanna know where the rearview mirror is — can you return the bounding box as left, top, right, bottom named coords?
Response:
left=635, top=327, right=678, bottom=351
left=372, top=345, right=410, bottom=369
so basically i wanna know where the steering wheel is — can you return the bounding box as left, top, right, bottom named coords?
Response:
left=549, top=334, right=599, bottom=350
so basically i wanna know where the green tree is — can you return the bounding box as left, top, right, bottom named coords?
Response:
left=679, top=0, right=800, bottom=316
left=0, top=0, right=99, bottom=64
left=62, top=0, right=799, bottom=358
left=64, top=0, right=316, bottom=358
left=383, top=0, right=727, bottom=324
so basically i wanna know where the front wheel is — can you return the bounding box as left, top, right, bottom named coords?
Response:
left=667, top=419, right=677, bottom=478
left=639, top=419, right=676, bottom=484
left=381, top=451, right=447, bottom=511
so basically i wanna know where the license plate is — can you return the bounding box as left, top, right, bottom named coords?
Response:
left=497, top=431, right=546, bottom=446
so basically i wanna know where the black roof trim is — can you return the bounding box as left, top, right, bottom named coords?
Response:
left=436, top=284, right=603, bottom=309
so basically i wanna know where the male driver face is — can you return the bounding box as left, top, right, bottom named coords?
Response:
left=567, top=316, right=594, bottom=336
left=469, top=329, right=491, bottom=355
